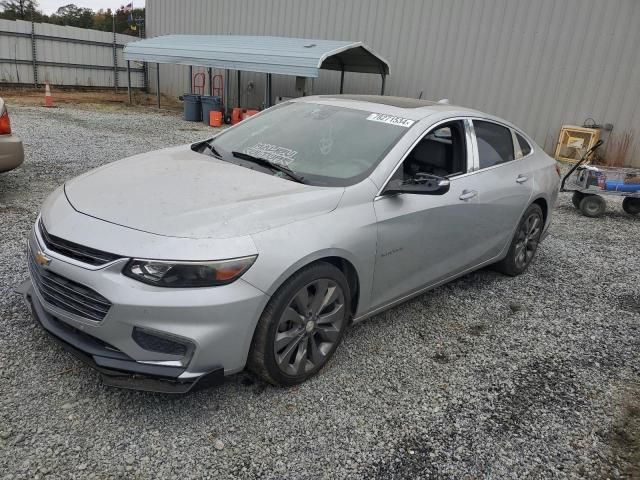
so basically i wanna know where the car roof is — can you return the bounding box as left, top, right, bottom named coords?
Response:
left=292, top=94, right=486, bottom=121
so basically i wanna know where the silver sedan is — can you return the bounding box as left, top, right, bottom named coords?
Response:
left=22, top=95, right=560, bottom=392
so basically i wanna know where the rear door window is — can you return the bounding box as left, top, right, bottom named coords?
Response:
left=474, top=120, right=515, bottom=169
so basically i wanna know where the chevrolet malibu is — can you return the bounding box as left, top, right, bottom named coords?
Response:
left=21, top=95, right=560, bottom=392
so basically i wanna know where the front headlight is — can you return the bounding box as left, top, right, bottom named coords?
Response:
left=123, top=255, right=257, bottom=288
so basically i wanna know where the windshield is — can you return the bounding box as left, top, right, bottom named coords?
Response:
left=207, top=102, right=414, bottom=186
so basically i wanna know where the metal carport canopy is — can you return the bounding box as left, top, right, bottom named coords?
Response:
left=122, top=34, right=390, bottom=77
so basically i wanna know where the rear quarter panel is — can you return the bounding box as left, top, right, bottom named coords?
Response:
left=528, top=147, right=560, bottom=231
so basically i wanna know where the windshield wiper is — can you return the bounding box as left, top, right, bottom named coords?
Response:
left=232, top=151, right=306, bottom=184
left=202, top=140, right=222, bottom=158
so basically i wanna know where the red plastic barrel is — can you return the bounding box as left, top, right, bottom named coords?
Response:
left=231, top=108, right=243, bottom=125
left=242, top=109, right=259, bottom=120
left=209, top=111, right=223, bottom=127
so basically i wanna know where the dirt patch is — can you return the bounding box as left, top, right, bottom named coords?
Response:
left=1, top=87, right=182, bottom=113
left=432, top=352, right=450, bottom=364
left=619, top=293, right=640, bottom=314
left=468, top=323, right=487, bottom=336
left=608, top=388, right=640, bottom=479
left=485, top=356, right=584, bottom=433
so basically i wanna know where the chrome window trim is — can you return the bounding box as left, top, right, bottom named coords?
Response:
left=375, top=116, right=475, bottom=198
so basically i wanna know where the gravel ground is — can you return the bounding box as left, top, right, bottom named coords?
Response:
left=0, top=105, right=639, bottom=479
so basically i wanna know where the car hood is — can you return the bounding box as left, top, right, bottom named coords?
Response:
left=64, top=144, right=344, bottom=239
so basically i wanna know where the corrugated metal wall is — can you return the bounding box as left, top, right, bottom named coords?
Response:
left=147, top=0, right=640, bottom=166
left=0, top=19, right=145, bottom=88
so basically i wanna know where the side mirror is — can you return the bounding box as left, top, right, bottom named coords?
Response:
left=383, top=173, right=451, bottom=196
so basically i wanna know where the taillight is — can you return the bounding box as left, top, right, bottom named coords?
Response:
left=0, top=107, right=11, bottom=135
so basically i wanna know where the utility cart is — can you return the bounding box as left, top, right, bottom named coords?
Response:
left=561, top=140, right=640, bottom=217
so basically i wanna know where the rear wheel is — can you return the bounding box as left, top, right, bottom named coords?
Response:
left=572, top=191, right=584, bottom=209
left=579, top=195, right=606, bottom=218
left=248, top=262, right=350, bottom=386
left=494, top=204, right=544, bottom=277
left=622, top=197, right=640, bottom=215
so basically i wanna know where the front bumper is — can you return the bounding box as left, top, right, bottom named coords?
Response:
left=19, top=279, right=224, bottom=393
left=22, top=219, right=270, bottom=393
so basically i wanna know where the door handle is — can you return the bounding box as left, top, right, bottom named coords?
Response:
left=459, top=189, right=478, bottom=201
left=516, top=174, right=529, bottom=184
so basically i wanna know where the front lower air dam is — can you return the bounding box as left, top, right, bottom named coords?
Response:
left=14, top=279, right=224, bottom=394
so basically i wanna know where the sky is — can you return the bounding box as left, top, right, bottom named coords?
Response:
left=38, top=0, right=145, bottom=15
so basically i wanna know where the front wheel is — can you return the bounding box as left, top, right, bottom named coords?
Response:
left=622, top=197, right=640, bottom=215
left=248, top=262, right=350, bottom=386
left=494, top=204, right=544, bottom=277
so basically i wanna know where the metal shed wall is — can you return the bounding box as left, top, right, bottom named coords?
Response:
left=0, top=19, right=145, bottom=88
left=147, top=0, right=640, bottom=166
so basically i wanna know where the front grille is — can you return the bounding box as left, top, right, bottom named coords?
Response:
left=38, top=219, right=121, bottom=266
left=28, top=248, right=112, bottom=322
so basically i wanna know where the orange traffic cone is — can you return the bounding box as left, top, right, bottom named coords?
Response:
left=44, top=82, right=54, bottom=108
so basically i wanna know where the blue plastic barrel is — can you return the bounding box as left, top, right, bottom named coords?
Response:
left=183, top=94, right=202, bottom=121
left=200, top=96, right=223, bottom=125
left=605, top=180, right=640, bottom=193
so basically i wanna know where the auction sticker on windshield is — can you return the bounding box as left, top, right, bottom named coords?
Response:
left=245, top=143, right=298, bottom=166
left=366, top=113, right=415, bottom=128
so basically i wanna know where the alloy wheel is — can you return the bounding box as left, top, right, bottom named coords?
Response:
left=514, top=212, right=542, bottom=270
left=274, top=279, right=346, bottom=376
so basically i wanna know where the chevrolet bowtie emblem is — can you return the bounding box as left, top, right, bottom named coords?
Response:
left=35, top=250, right=51, bottom=267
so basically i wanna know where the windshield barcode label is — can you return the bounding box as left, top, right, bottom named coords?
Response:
left=366, top=113, right=415, bottom=128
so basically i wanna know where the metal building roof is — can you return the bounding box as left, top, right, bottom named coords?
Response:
left=122, top=35, right=390, bottom=78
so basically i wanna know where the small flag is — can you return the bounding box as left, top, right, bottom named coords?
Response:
left=123, top=2, right=133, bottom=12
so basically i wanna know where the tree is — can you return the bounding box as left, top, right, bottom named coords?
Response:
left=90, top=8, right=110, bottom=31
left=0, top=0, right=40, bottom=20
left=50, top=4, right=94, bottom=28
left=0, top=1, right=144, bottom=35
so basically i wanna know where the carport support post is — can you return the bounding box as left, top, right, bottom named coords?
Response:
left=188, top=66, right=193, bottom=94
left=112, top=15, right=118, bottom=92
left=156, top=63, right=161, bottom=109
left=380, top=73, right=386, bottom=95
left=207, top=68, right=213, bottom=96
left=237, top=70, right=241, bottom=108
left=126, top=60, right=131, bottom=104
left=340, top=68, right=345, bottom=94
left=224, top=69, right=230, bottom=116
left=263, top=73, right=269, bottom=109
left=267, top=73, right=272, bottom=107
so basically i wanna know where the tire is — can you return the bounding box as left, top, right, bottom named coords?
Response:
left=248, top=262, right=351, bottom=386
left=572, top=191, right=585, bottom=209
left=622, top=197, right=640, bottom=216
left=494, top=204, right=544, bottom=277
left=579, top=195, right=606, bottom=218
